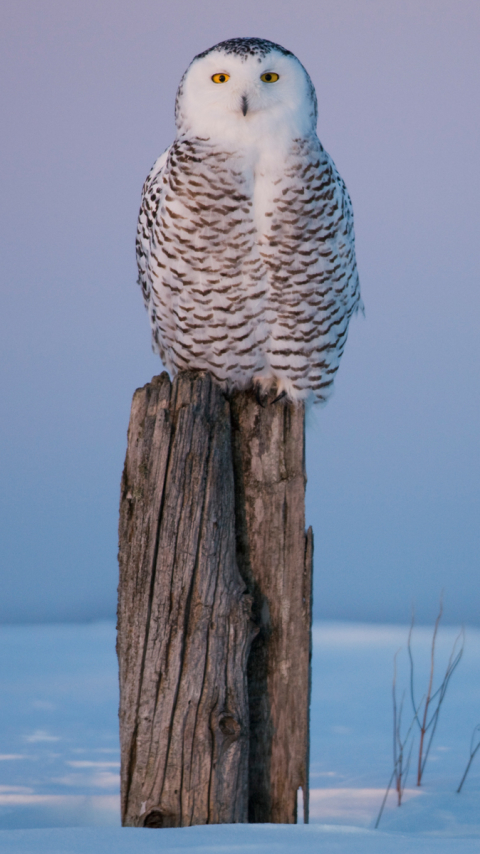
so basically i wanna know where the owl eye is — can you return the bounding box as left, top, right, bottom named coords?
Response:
left=211, top=73, right=230, bottom=84
left=260, top=72, right=279, bottom=83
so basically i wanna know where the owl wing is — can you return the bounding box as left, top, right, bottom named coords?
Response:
left=263, top=139, right=362, bottom=402
left=304, top=147, right=363, bottom=399
left=324, top=150, right=363, bottom=318
left=136, top=148, right=170, bottom=309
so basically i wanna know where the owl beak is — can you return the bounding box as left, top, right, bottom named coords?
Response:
left=241, top=95, right=248, bottom=116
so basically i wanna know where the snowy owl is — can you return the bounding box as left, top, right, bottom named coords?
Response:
left=136, top=37, right=362, bottom=403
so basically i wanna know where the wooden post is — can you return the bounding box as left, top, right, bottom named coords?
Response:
left=117, top=372, right=313, bottom=827
left=231, top=387, right=313, bottom=824
left=117, top=372, right=254, bottom=827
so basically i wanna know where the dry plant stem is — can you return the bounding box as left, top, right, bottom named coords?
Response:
left=392, top=653, right=401, bottom=805
left=421, top=627, right=464, bottom=776
left=408, top=597, right=464, bottom=787
left=374, top=708, right=418, bottom=830
left=374, top=768, right=397, bottom=830
left=417, top=601, right=442, bottom=787
left=457, top=725, right=480, bottom=794
left=379, top=599, right=464, bottom=828
left=376, top=651, right=421, bottom=829
left=392, top=654, right=412, bottom=807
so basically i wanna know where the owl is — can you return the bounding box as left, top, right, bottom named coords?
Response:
left=136, top=37, right=362, bottom=403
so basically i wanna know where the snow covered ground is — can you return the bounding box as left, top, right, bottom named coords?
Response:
left=0, top=619, right=479, bottom=852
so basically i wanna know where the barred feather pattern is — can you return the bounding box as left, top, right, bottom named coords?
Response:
left=136, top=40, right=362, bottom=403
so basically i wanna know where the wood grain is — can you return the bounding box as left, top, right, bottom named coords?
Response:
left=231, top=387, right=313, bottom=823
left=118, top=371, right=254, bottom=827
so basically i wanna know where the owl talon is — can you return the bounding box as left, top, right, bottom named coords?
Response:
left=255, top=385, right=269, bottom=407
left=271, top=391, right=287, bottom=405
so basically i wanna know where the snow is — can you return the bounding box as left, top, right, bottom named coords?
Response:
left=0, top=824, right=479, bottom=854
left=0, top=620, right=479, bottom=852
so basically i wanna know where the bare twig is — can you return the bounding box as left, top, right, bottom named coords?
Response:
left=420, top=626, right=464, bottom=778
left=417, top=597, right=442, bottom=786
left=408, top=594, right=464, bottom=786
left=408, top=605, right=417, bottom=718
left=457, top=725, right=480, bottom=794
left=393, top=653, right=410, bottom=806
left=375, top=710, right=419, bottom=828
left=375, top=664, right=419, bottom=829
left=377, top=597, right=465, bottom=828
left=374, top=766, right=397, bottom=830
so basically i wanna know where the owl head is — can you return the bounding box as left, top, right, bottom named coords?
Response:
left=175, top=37, right=317, bottom=144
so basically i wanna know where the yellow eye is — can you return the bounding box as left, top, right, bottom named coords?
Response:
left=211, top=73, right=230, bottom=84
left=260, top=72, right=279, bottom=83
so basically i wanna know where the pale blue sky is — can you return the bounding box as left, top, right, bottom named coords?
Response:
left=0, top=0, right=479, bottom=624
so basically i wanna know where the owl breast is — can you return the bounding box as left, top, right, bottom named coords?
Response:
left=136, top=134, right=361, bottom=403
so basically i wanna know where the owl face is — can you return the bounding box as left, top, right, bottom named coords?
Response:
left=176, top=38, right=317, bottom=145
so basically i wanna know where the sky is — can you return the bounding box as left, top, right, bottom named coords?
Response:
left=0, top=0, right=479, bottom=625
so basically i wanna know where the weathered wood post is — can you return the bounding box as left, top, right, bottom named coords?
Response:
left=117, top=371, right=313, bottom=827
left=117, top=372, right=254, bottom=827
left=231, top=387, right=313, bottom=824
